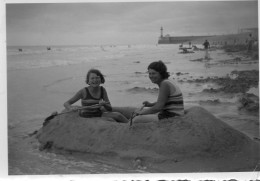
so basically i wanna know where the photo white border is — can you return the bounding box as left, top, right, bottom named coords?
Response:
left=1, top=0, right=259, bottom=180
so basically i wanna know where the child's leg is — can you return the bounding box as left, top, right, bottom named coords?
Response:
left=102, top=112, right=129, bottom=123
left=132, top=114, right=159, bottom=124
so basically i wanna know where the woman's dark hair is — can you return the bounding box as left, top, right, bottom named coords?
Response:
left=148, top=60, right=170, bottom=79
left=86, top=69, right=105, bottom=84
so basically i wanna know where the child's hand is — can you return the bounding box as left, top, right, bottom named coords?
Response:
left=99, top=100, right=109, bottom=106
left=69, top=106, right=81, bottom=111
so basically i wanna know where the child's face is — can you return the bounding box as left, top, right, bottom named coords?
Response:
left=88, top=73, right=101, bottom=87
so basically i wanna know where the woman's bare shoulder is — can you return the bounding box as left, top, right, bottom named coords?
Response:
left=161, top=79, right=177, bottom=92
left=162, top=79, right=174, bottom=86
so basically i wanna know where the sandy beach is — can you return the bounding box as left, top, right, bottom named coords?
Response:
left=6, top=41, right=259, bottom=175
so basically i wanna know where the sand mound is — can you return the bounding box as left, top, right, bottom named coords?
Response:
left=36, top=106, right=258, bottom=165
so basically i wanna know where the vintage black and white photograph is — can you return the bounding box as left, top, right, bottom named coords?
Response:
left=4, top=0, right=259, bottom=179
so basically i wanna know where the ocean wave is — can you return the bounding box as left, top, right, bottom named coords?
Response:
left=7, top=45, right=104, bottom=55
left=7, top=57, right=97, bottom=70
left=43, top=77, right=74, bottom=88
left=126, top=86, right=158, bottom=94
left=7, top=45, right=140, bottom=70
left=6, top=44, right=178, bottom=70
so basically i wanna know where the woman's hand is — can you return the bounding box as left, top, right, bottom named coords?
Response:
left=133, top=105, right=146, bottom=116
left=134, top=109, right=143, bottom=116
left=142, top=101, right=153, bottom=107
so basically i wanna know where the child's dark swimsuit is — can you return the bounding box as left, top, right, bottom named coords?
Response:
left=79, top=86, right=104, bottom=118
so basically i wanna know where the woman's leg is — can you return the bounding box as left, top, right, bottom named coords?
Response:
left=102, top=112, right=129, bottom=123
left=132, top=114, right=159, bottom=124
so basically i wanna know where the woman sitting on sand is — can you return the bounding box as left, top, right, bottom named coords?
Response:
left=133, top=60, right=184, bottom=123
left=64, top=69, right=129, bottom=123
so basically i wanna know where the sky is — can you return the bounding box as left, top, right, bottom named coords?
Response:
left=4, top=0, right=259, bottom=46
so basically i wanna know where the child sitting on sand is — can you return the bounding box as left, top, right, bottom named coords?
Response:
left=64, top=69, right=129, bottom=123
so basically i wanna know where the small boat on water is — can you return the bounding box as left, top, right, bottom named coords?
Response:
left=179, top=47, right=194, bottom=54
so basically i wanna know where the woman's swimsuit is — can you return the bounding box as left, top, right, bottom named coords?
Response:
left=79, top=86, right=104, bottom=118
left=158, top=80, right=184, bottom=120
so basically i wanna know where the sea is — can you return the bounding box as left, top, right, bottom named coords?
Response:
left=5, top=44, right=259, bottom=177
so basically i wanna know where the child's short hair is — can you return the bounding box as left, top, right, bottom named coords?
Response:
left=86, top=69, right=105, bottom=84
left=148, top=60, right=170, bottom=79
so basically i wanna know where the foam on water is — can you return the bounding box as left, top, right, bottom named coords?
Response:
left=247, top=87, right=259, bottom=96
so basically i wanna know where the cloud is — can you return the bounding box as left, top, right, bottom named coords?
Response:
left=5, top=1, right=258, bottom=46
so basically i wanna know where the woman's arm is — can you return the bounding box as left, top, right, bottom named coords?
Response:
left=139, top=81, right=169, bottom=115
left=64, top=89, right=83, bottom=110
left=100, top=88, right=112, bottom=111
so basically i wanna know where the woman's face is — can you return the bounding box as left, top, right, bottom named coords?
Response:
left=148, top=68, right=162, bottom=84
left=88, top=73, right=101, bottom=87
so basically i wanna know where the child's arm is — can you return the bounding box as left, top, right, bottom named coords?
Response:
left=100, top=88, right=112, bottom=111
left=64, top=89, right=83, bottom=110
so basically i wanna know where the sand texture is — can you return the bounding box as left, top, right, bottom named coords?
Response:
left=36, top=106, right=259, bottom=172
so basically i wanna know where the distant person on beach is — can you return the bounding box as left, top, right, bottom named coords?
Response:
left=203, top=40, right=210, bottom=60
left=64, top=69, right=129, bottom=123
left=233, top=39, right=236, bottom=45
left=133, top=60, right=184, bottom=123
left=247, top=33, right=254, bottom=53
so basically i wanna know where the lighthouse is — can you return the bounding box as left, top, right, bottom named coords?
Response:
left=160, top=26, right=163, bottom=38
